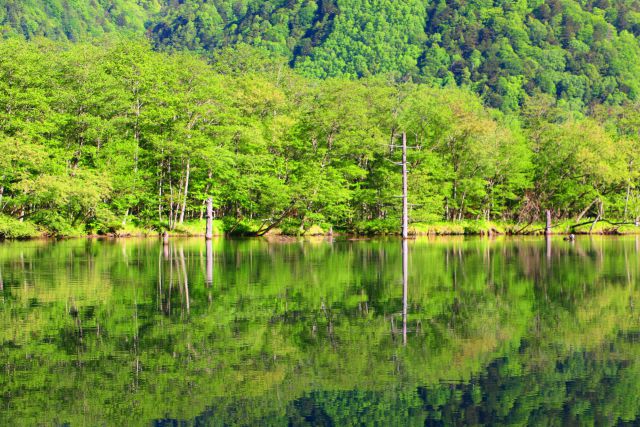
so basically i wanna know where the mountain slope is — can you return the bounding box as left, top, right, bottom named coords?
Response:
left=0, top=0, right=158, bottom=40
left=4, top=0, right=640, bottom=111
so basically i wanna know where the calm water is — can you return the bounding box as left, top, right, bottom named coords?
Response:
left=1, top=236, right=640, bottom=425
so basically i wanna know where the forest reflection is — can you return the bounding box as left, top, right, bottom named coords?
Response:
left=1, top=236, right=640, bottom=425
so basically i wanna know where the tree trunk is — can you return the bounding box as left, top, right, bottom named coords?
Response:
left=205, top=198, right=213, bottom=240
left=624, top=181, right=631, bottom=221
left=256, top=201, right=297, bottom=236
left=576, top=198, right=597, bottom=223
left=401, top=132, right=408, bottom=239
left=168, top=161, right=174, bottom=230
left=545, top=209, right=552, bottom=235
left=457, top=192, right=466, bottom=221
left=589, top=200, right=604, bottom=234
left=158, top=157, right=164, bottom=223
left=179, top=158, right=190, bottom=224
left=122, top=208, right=129, bottom=228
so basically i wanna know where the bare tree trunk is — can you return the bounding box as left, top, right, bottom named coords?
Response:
left=205, top=198, right=213, bottom=240
left=545, top=209, right=552, bottom=235
left=179, top=158, right=190, bottom=224
left=402, top=132, right=408, bottom=239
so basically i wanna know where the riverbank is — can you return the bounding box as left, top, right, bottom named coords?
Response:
left=3, top=214, right=639, bottom=240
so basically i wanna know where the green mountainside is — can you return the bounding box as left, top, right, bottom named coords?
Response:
left=4, top=0, right=640, bottom=111
left=0, top=0, right=158, bottom=39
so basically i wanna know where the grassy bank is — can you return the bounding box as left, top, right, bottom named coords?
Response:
left=349, top=219, right=640, bottom=236
left=2, top=216, right=639, bottom=240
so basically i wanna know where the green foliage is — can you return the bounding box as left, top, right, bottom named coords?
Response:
left=0, top=0, right=158, bottom=41
left=0, top=214, right=39, bottom=239
left=6, top=1, right=640, bottom=111
left=0, top=37, right=639, bottom=237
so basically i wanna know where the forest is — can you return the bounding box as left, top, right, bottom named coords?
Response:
left=5, top=0, right=640, bottom=111
left=2, top=1, right=640, bottom=236
left=1, top=37, right=640, bottom=237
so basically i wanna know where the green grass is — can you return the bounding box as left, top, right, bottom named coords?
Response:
left=552, top=219, right=640, bottom=235
left=411, top=220, right=507, bottom=235
left=3, top=214, right=640, bottom=240
left=114, top=222, right=156, bottom=237
left=170, top=219, right=225, bottom=236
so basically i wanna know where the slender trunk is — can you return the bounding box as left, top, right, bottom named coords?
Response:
left=624, top=181, right=631, bottom=221
left=205, top=198, right=213, bottom=240
left=122, top=208, right=129, bottom=228
left=589, top=200, right=604, bottom=234
left=452, top=181, right=458, bottom=221
left=545, top=209, right=552, bottom=235
left=256, top=201, right=297, bottom=236
left=457, top=192, right=466, bottom=221
left=0, top=184, right=4, bottom=210
left=158, top=156, right=164, bottom=223
left=134, top=96, right=141, bottom=174
left=576, top=198, right=598, bottom=223
left=179, top=158, right=190, bottom=224
left=201, top=170, right=212, bottom=221
left=402, top=132, right=408, bottom=239
left=168, top=161, right=174, bottom=230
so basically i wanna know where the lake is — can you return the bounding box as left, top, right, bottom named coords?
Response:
left=1, top=236, right=639, bottom=425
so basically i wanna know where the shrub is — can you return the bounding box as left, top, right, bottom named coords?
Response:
left=0, top=215, right=40, bottom=239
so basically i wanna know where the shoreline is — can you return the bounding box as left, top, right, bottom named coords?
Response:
left=3, top=229, right=640, bottom=242
left=3, top=217, right=639, bottom=241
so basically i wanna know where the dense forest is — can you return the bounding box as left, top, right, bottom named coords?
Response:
left=5, top=0, right=640, bottom=111
left=2, top=1, right=640, bottom=236
left=1, top=37, right=640, bottom=237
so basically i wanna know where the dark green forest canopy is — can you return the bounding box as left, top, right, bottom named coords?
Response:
left=4, top=0, right=640, bottom=111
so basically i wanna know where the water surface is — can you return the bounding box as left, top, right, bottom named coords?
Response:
left=1, top=236, right=640, bottom=425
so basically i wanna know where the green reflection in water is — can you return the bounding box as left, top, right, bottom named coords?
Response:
left=1, top=236, right=639, bottom=425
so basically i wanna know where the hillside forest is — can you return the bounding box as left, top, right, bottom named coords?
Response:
left=1, top=1, right=640, bottom=236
